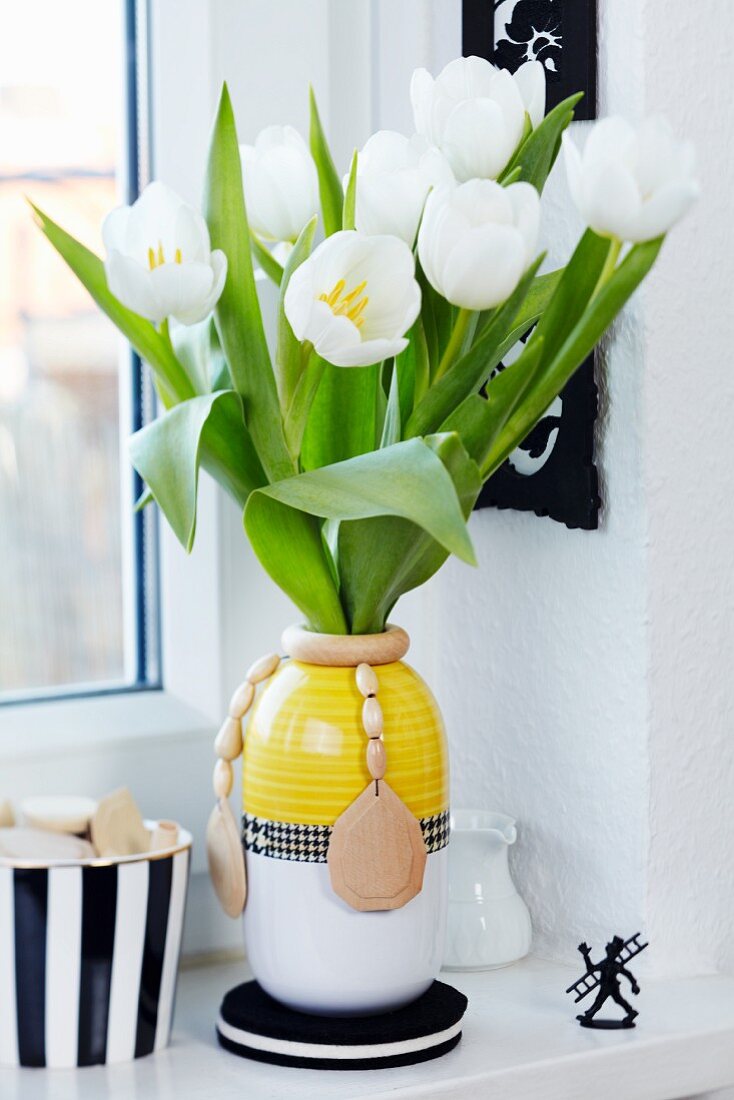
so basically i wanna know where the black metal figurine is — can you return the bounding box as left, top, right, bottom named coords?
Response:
left=565, top=932, right=648, bottom=1029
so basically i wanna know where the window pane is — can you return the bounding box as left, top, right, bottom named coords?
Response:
left=0, top=0, right=157, bottom=699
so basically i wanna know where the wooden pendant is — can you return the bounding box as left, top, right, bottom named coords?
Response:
left=327, top=781, right=427, bottom=912
left=206, top=797, right=247, bottom=918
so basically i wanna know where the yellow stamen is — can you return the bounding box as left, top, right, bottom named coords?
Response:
left=175, top=248, right=182, bottom=264
left=339, top=279, right=367, bottom=306
left=318, top=277, right=369, bottom=330
left=157, top=241, right=165, bottom=267
left=148, top=246, right=155, bottom=270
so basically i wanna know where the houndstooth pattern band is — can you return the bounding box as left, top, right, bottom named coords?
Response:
left=242, top=808, right=450, bottom=863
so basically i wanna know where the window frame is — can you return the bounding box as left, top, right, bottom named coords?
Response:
left=0, top=0, right=161, bottom=708
left=0, top=1, right=222, bottom=874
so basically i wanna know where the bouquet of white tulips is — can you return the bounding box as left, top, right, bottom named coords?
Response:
left=33, top=57, right=697, bottom=635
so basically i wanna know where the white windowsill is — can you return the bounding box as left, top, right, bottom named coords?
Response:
left=2, top=956, right=733, bottom=1099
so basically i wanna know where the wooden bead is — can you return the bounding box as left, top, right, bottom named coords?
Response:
left=366, top=738, right=386, bottom=780
left=246, top=653, right=280, bottom=684
left=362, top=696, right=383, bottom=738
left=213, top=758, right=234, bottom=799
left=214, top=716, right=243, bottom=761
left=356, top=663, right=379, bottom=698
left=228, top=679, right=255, bottom=719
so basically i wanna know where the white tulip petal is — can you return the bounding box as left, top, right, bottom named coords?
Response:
left=628, top=180, right=700, bottom=242
left=410, top=68, right=436, bottom=141
left=102, top=205, right=132, bottom=254
left=505, top=182, right=541, bottom=260
left=513, top=60, right=546, bottom=128
left=282, top=263, right=315, bottom=341
left=442, top=55, right=498, bottom=100
left=175, top=249, right=228, bottom=324
left=486, top=68, right=526, bottom=145
left=283, top=230, right=420, bottom=368
left=305, top=300, right=363, bottom=362
left=150, top=262, right=215, bottom=325
left=102, top=181, right=225, bottom=325
left=451, top=178, right=513, bottom=227
left=441, top=225, right=526, bottom=310
left=240, top=126, right=318, bottom=242
left=582, top=160, right=641, bottom=239
left=330, top=336, right=409, bottom=368
left=443, top=98, right=516, bottom=181
left=584, top=117, right=636, bottom=169
left=105, top=250, right=163, bottom=322
left=173, top=204, right=210, bottom=264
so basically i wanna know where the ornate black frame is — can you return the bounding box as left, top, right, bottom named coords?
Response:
left=463, top=0, right=600, bottom=529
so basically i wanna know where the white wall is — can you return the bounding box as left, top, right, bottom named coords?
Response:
left=155, top=0, right=734, bottom=968
left=642, top=1, right=734, bottom=976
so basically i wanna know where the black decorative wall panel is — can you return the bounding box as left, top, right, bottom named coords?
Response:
left=464, top=0, right=600, bottom=529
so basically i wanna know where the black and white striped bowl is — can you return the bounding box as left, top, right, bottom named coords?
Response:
left=0, top=823, right=191, bottom=1068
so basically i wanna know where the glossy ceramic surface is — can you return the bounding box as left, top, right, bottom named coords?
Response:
left=241, top=657, right=449, bottom=1014
left=0, top=824, right=191, bottom=1067
left=243, top=659, right=448, bottom=824
left=444, top=811, right=532, bottom=971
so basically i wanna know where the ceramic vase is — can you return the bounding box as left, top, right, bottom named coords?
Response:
left=241, top=625, right=450, bottom=1016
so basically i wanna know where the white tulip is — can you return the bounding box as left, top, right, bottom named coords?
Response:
left=562, top=116, right=699, bottom=243
left=347, top=131, right=454, bottom=246
left=410, top=56, right=545, bottom=182
left=102, top=182, right=227, bottom=326
left=240, top=125, right=319, bottom=244
left=418, top=179, right=540, bottom=311
left=284, top=231, right=421, bottom=368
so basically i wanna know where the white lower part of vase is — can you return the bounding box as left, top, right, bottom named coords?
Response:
left=243, top=848, right=448, bottom=1016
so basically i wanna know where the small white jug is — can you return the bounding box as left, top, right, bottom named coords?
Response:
left=443, top=810, right=532, bottom=971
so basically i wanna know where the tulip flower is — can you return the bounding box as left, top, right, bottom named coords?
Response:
left=418, top=179, right=540, bottom=311
left=410, top=56, right=545, bottom=182
left=284, top=231, right=421, bottom=367
left=240, top=125, right=319, bottom=244
left=562, top=116, right=699, bottom=243
left=103, top=181, right=227, bottom=325
left=347, top=130, right=454, bottom=246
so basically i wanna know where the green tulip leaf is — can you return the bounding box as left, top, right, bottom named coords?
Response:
left=129, top=391, right=264, bottom=552
left=254, top=436, right=476, bottom=566
left=205, top=83, right=294, bottom=482
left=406, top=256, right=547, bottom=438
left=532, top=229, right=612, bottom=368
left=244, top=495, right=348, bottom=634
left=275, top=215, right=318, bottom=435
left=342, top=149, right=358, bottom=231
left=500, top=92, right=583, bottom=192
left=482, top=236, right=665, bottom=478
left=250, top=233, right=284, bottom=286
left=309, top=85, right=343, bottom=237
left=301, top=362, right=382, bottom=469
left=337, top=433, right=482, bottom=633
left=30, top=204, right=195, bottom=404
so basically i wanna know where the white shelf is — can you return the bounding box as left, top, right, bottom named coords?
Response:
left=3, top=956, right=734, bottom=1100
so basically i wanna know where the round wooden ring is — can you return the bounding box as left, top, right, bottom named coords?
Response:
left=281, top=624, right=410, bottom=667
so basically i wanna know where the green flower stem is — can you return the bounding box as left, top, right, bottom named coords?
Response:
left=594, top=237, right=623, bottom=295
left=433, top=307, right=474, bottom=382
left=157, top=318, right=196, bottom=405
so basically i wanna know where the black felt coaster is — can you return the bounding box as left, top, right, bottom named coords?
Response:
left=216, top=979, right=468, bottom=1070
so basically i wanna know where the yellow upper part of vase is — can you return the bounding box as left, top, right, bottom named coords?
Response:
left=243, top=659, right=448, bottom=826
